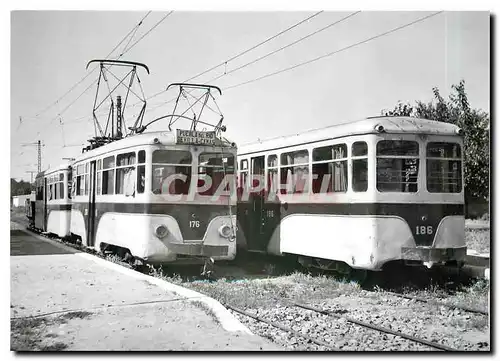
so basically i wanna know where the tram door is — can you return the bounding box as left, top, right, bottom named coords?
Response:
left=86, top=160, right=97, bottom=247
left=248, top=156, right=268, bottom=251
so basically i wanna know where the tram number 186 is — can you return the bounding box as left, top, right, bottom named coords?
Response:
left=415, top=225, right=433, bottom=235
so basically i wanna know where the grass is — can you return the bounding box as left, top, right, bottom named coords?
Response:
left=147, top=264, right=183, bottom=284
left=402, top=278, right=490, bottom=316
left=465, top=229, right=490, bottom=253
left=185, top=271, right=361, bottom=310
left=190, top=300, right=219, bottom=325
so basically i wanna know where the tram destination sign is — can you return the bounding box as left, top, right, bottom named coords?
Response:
left=176, top=129, right=216, bottom=145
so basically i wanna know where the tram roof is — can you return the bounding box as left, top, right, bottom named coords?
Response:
left=238, top=116, right=462, bottom=155
left=36, top=161, right=72, bottom=179
left=72, top=129, right=235, bottom=164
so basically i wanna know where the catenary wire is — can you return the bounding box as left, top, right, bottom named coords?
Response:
left=223, top=11, right=444, bottom=91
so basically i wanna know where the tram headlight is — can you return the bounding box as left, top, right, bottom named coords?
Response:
left=155, top=224, right=169, bottom=238
left=375, top=124, right=385, bottom=133
left=456, top=127, right=464, bottom=136
left=218, top=224, right=233, bottom=239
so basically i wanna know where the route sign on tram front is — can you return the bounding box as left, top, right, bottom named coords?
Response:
left=176, top=129, right=217, bottom=145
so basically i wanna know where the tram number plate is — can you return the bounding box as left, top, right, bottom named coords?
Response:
left=415, top=225, right=433, bottom=235
left=190, top=220, right=200, bottom=228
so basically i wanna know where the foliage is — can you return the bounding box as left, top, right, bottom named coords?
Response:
left=382, top=80, right=490, bottom=202
left=10, top=178, right=32, bottom=197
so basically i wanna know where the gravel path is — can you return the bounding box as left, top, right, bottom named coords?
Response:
left=229, top=294, right=490, bottom=351
left=190, top=276, right=490, bottom=352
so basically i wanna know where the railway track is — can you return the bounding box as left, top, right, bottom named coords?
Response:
left=384, top=291, right=488, bottom=316
left=16, top=222, right=489, bottom=351
left=224, top=297, right=460, bottom=351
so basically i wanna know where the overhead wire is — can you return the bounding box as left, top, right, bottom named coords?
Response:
left=48, top=11, right=173, bottom=130
left=206, top=11, right=361, bottom=84
left=223, top=11, right=444, bottom=91
left=119, top=11, right=174, bottom=57
left=27, top=11, right=152, bottom=120
left=143, top=11, right=324, bottom=104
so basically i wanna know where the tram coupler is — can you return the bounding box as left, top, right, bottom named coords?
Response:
left=201, top=257, right=216, bottom=279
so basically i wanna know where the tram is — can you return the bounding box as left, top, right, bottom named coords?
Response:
left=236, top=116, right=466, bottom=274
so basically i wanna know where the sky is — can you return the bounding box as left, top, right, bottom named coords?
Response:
left=10, top=10, right=490, bottom=182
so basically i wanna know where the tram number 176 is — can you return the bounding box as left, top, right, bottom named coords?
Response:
left=415, top=225, right=433, bottom=235
left=189, top=220, right=200, bottom=228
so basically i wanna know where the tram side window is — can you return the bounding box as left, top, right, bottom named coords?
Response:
left=116, top=152, right=136, bottom=196
left=312, top=144, right=348, bottom=193
left=68, top=172, right=72, bottom=199
left=427, top=142, right=462, bottom=193
left=102, top=156, right=115, bottom=195
left=84, top=163, right=89, bottom=196
left=280, top=150, right=309, bottom=194
left=59, top=173, right=64, bottom=199
left=76, top=164, right=84, bottom=196
left=239, top=159, right=249, bottom=190
left=152, top=150, right=192, bottom=195
left=376, top=140, right=419, bottom=193
left=198, top=153, right=235, bottom=195
left=96, top=159, right=102, bottom=195
left=352, top=141, right=368, bottom=192
left=137, top=150, right=146, bottom=194
left=267, top=155, right=279, bottom=194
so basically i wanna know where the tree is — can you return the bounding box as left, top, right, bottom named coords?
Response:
left=382, top=80, right=490, bottom=208
left=10, top=178, right=33, bottom=197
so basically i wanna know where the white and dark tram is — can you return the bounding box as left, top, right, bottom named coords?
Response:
left=67, top=61, right=238, bottom=265
left=236, top=116, right=466, bottom=274
left=28, top=59, right=238, bottom=269
left=69, top=128, right=237, bottom=264
left=28, top=162, right=73, bottom=239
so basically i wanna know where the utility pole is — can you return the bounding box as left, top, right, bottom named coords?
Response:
left=37, top=140, right=41, bottom=173
left=20, top=140, right=45, bottom=173
left=25, top=171, right=36, bottom=184
left=116, top=95, right=122, bottom=138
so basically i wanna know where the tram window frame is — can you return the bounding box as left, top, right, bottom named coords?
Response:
left=198, top=152, right=235, bottom=196
left=376, top=140, right=420, bottom=193
left=116, top=152, right=137, bottom=196
left=152, top=150, right=192, bottom=195
left=36, top=179, right=42, bottom=200
left=239, top=159, right=249, bottom=190
left=67, top=172, right=72, bottom=200
left=312, top=144, right=348, bottom=193
left=426, top=142, right=462, bottom=193
left=280, top=149, right=309, bottom=194
left=74, top=164, right=82, bottom=196
left=84, top=163, right=89, bottom=196
left=102, top=156, right=115, bottom=195
left=96, top=159, right=102, bottom=195
left=351, top=141, right=368, bottom=192
left=267, top=154, right=279, bottom=194
left=137, top=150, right=146, bottom=194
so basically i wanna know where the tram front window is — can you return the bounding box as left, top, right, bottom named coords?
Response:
left=152, top=150, right=192, bottom=195
left=198, top=153, right=235, bottom=195
left=376, top=140, right=419, bottom=193
left=426, top=142, right=462, bottom=193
